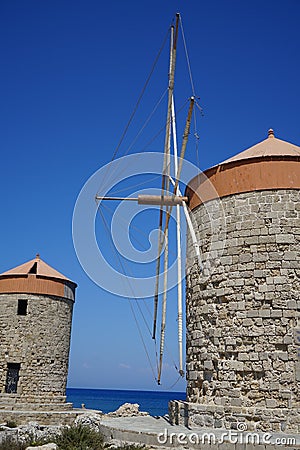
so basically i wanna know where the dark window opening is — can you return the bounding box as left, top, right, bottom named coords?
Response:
left=18, top=299, right=27, bottom=316
left=28, top=262, right=37, bottom=274
left=5, top=363, right=20, bottom=394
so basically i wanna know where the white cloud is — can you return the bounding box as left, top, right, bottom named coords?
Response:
left=119, top=363, right=131, bottom=369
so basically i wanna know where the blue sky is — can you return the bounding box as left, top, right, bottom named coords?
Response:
left=1, top=0, right=299, bottom=392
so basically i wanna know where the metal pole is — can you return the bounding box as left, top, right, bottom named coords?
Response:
left=171, top=95, right=184, bottom=377
left=96, top=196, right=139, bottom=202
left=169, top=177, right=202, bottom=270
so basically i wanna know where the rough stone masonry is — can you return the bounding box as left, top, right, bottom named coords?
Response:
left=170, top=188, right=300, bottom=432
left=0, top=256, right=76, bottom=416
left=0, top=293, right=73, bottom=405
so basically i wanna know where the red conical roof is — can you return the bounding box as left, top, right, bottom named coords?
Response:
left=0, top=254, right=76, bottom=299
left=221, top=129, right=300, bottom=165
left=187, top=130, right=300, bottom=210
left=0, top=254, right=72, bottom=282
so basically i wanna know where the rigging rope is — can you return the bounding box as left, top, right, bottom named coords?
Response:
left=98, top=206, right=158, bottom=381
left=193, top=110, right=200, bottom=170
left=100, top=201, right=178, bottom=260
left=99, top=204, right=162, bottom=319
left=179, top=16, right=196, bottom=97
left=98, top=201, right=183, bottom=380
left=100, top=26, right=170, bottom=192
left=165, top=374, right=183, bottom=390
left=194, top=99, right=204, bottom=171
left=108, top=174, right=161, bottom=196
left=99, top=201, right=183, bottom=375
left=139, top=98, right=189, bottom=153
left=125, top=88, right=168, bottom=156
left=97, top=96, right=190, bottom=200
left=128, top=299, right=158, bottom=382
left=94, top=14, right=208, bottom=385
left=180, top=16, right=203, bottom=170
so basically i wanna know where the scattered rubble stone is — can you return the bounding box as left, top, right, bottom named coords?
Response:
left=74, top=412, right=103, bottom=431
left=108, top=403, right=149, bottom=417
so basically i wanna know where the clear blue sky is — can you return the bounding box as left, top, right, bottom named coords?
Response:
left=1, top=0, right=299, bottom=392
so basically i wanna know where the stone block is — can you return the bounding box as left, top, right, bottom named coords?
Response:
left=283, top=251, right=297, bottom=260
left=203, top=360, right=214, bottom=370
left=283, top=310, right=297, bottom=318
left=239, top=253, right=252, bottom=264
left=271, top=309, right=282, bottom=318
left=259, top=309, right=271, bottom=318
left=273, top=276, right=287, bottom=284
left=276, top=234, right=295, bottom=244
left=189, top=371, right=198, bottom=380
left=238, top=352, right=250, bottom=361
left=287, top=300, right=297, bottom=309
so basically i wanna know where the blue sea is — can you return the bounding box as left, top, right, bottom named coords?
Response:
left=67, top=388, right=185, bottom=417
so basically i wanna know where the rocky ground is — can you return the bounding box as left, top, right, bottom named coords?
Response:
left=0, top=403, right=164, bottom=450
left=1, top=403, right=299, bottom=449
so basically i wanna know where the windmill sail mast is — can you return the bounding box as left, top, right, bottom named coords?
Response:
left=152, top=14, right=180, bottom=343
left=171, top=96, right=184, bottom=377
left=155, top=14, right=180, bottom=384
left=96, top=13, right=199, bottom=385
left=154, top=13, right=197, bottom=384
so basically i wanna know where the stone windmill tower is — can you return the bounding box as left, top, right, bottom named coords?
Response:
left=0, top=254, right=76, bottom=411
left=170, top=130, right=300, bottom=432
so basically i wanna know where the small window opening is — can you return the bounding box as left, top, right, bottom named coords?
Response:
left=18, top=299, right=27, bottom=316
left=28, top=262, right=37, bottom=274
left=5, top=363, right=20, bottom=394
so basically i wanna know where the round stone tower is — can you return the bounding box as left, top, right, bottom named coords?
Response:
left=0, top=255, right=76, bottom=409
left=169, top=130, right=300, bottom=432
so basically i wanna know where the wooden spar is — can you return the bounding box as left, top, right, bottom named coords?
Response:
left=157, top=226, right=168, bottom=385
left=169, top=177, right=203, bottom=270
left=157, top=29, right=175, bottom=383
left=96, top=195, right=188, bottom=205
left=173, top=96, right=195, bottom=195
left=171, top=95, right=184, bottom=377
left=97, top=96, right=194, bottom=384
left=157, top=94, right=194, bottom=384
left=96, top=196, right=139, bottom=201
left=169, top=95, right=201, bottom=271
left=156, top=15, right=180, bottom=380
left=152, top=13, right=180, bottom=341
left=176, top=199, right=184, bottom=376
left=95, top=13, right=201, bottom=387
left=138, top=195, right=188, bottom=205
left=162, top=96, right=195, bottom=237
